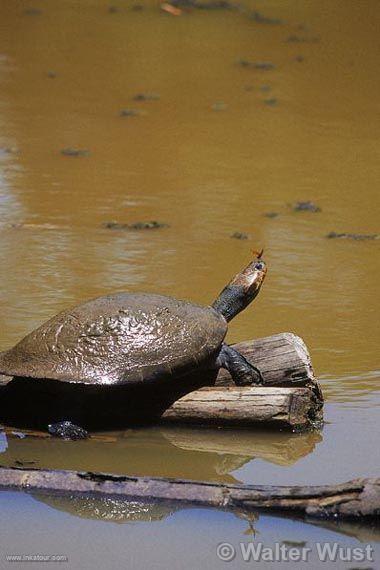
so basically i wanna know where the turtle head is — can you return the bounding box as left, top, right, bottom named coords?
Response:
left=212, top=250, right=267, bottom=322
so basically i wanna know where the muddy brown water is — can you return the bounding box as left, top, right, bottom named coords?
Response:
left=0, top=1, right=379, bottom=568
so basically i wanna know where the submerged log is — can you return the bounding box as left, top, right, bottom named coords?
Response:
left=0, top=466, right=378, bottom=520
left=161, top=386, right=320, bottom=429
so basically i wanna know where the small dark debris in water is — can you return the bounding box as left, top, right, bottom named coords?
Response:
left=195, top=1, right=235, bottom=10
left=286, top=35, right=320, bottom=43
left=124, top=220, right=169, bottom=230
left=239, top=60, right=276, bottom=71
left=11, top=431, right=26, bottom=439
left=14, top=459, right=37, bottom=466
left=23, top=8, right=42, bottom=16
left=326, top=231, right=379, bottom=241
left=250, top=11, right=282, bottom=25
left=292, top=201, right=321, bottom=213
left=244, top=85, right=254, bottom=92
left=231, top=232, right=249, bottom=240
left=264, top=97, right=277, bottom=106
left=259, top=85, right=271, bottom=92
left=133, top=92, right=160, bottom=101
left=253, top=62, right=275, bottom=71
left=294, top=55, right=304, bottom=62
left=48, top=421, right=89, bottom=440
left=104, top=222, right=126, bottom=230
left=211, top=101, right=227, bottom=111
left=120, top=108, right=142, bottom=117
left=104, top=220, right=169, bottom=230
left=47, top=70, right=57, bottom=78
left=131, top=4, right=144, bottom=10
left=264, top=211, right=279, bottom=218
left=61, top=148, right=90, bottom=157
left=108, top=5, right=120, bottom=13
left=281, top=540, right=307, bottom=547
left=170, top=0, right=236, bottom=9
left=164, top=0, right=193, bottom=7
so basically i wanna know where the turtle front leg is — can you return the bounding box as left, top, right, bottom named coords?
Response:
left=48, top=420, right=89, bottom=440
left=216, top=344, right=263, bottom=386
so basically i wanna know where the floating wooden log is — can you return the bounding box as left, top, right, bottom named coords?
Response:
left=161, top=386, right=320, bottom=429
left=215, top=333, right=320, bottom=392
left=160, top=332, right=323, bottom=429
left=0, top=466, right=378, bottom=520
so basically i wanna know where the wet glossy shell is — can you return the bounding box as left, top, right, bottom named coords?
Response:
left=0, top=293, right=227, bottom=386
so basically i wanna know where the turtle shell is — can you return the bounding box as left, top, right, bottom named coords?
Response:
left=0, top=293, right=227, bottom=386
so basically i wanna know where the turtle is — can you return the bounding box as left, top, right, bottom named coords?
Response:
left=0, top=253, right=267, bottom=438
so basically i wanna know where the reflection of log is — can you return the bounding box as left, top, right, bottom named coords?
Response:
left=0, top=424, right=321, bottom=485
left=301, top=517, right=380, bottom=543
left=161, top=427, right=322, bottom=466
left=0, top=428, right=248, bottom=484
left=161, top=386, right=320, bottom=429
left=0, top=466, right=378, bottom=520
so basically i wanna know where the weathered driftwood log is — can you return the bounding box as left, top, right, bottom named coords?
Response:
left=216, top=333, right=319, bottom=391
left=161, top=386, right=320, bottom=429
left=0, top=466, right=378, bottom=520
left=160, top=332, right=323, bottom=429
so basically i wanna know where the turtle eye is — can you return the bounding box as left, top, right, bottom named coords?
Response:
left=255, top=262, right=264, bottom=271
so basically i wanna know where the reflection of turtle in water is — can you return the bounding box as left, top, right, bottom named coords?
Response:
left=33, top=493, right=178, bottom=523
left=0, top=254, right=266, bottom=438
left=32, top=492, right=259, bottom=534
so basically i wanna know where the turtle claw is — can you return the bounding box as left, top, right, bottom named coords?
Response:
left=245, top=367, right=264, bottom=386
left=251, top=369, right=264, bottom=385
left=233, top=368, right=263, bottom=386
